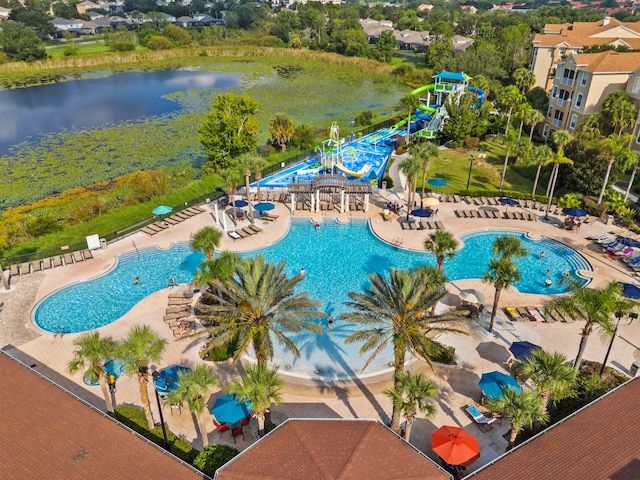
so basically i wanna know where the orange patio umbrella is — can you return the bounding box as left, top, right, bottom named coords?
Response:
left=431, top=425, right=480, bottom=467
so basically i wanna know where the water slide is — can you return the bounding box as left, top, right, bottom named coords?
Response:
left=466, top=85, right=485, bottom=108
left=335, top=162, right=371, bottom=178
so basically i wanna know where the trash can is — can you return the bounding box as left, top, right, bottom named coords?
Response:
left=606, top=214, right=614, bottom=225
left=99, top=238, right=107, bottom=249
left=630, top=361, right=640, bottom=377
left=381, top=181, right=387, bottom=190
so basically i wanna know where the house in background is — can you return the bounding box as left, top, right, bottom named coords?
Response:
left=0, top=6, right=12, bottom=18
left=531, top=17, right=640, bottom=92
left=542, top=51, right=640, bottom=139
left=76, top=1, right=100, bottom=14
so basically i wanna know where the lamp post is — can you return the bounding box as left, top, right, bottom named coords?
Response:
left=466, top=154, right=475, bottom=190
left=600, top=311, right=637, bottom=375
left=150, top=369, right=171, bottom=451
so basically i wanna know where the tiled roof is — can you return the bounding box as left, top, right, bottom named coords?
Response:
left=0, top=352, right=205, bottom=480
left=215, top=419, right=451, bottom=480
left=468, top=377, right=640, bottom=480
left=534, top=17, right=640, bottom=48
left=571, top=51, right=640, bottom=73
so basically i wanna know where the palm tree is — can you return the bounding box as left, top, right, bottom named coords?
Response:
left=383, top=370, right=437, bottom=441
left=485, top=388, right=548, bottom=450
left=424, top=230, right=458, bottom=272
left=544, top=130, right=574, bottom=219
left=496, top=85, right=525, bottom=135
left=68, top=332, right=118, bottom=413
left=400, top=154, right=422, bottom=222
left=168, top=365, right=219, bottom=448
left=410, top=141, right=439, bottom=201
left=483, top=256, right=520, bottom=333
left=602, top=90, right=638, bottom=136
left=513, top=67, right=536, bottom=94
left=529, top=145, right=552, bottom=197
left=400, top=93, right=421, bottom=142
left=194, top=250, right=242, bottom=286
left=191, top=226, right=222, bottom=261
left=228, top=363, right=283, bottom=437
left=344, top=267, right=467, bottom=433
left=196, top=255, right=323, bottom=367
left=237, top=153, right=267, bottom=224
left=547, top=281, right=633, bottom=369
left=117, top=325, right=167, bottom=430
left=527, top=109, right=545, bottom=141
left=493, top=234, right=527, bottom=260
left=219, top=167, right=243, bottom=227
left=514, top=349, right=576, bottom=413
left=597, top=134, right=634, bottom=204
left=499, top=129, right=518, bottom=191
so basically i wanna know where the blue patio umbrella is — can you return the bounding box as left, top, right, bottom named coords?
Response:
left=498, top=198, right=519, bottom=206
left=152, top=205, right=173, bottom=215
left=154, top=365, right=191, bottom=393
left=210, top=394, right=252, bottom=425
left=509, top=341, right=541, bottom=361
left=232, top=200, right=249, bottom=208
left=411, top=208, right=432, bottom=217
left=428, top=178, right=447, bottom=187
left=562, top=207, right=587, bottom=217
left=622, top=282, right=640, bottom=299
left=478, top=371, right=522, bottom=400
left=254, top=202, right=275, bottom=212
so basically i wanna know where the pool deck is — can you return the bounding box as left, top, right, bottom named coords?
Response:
left=2, top=186, right=640, bottom=473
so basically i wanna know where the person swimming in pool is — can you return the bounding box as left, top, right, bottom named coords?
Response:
left=133, top=277, right=140, bottom=285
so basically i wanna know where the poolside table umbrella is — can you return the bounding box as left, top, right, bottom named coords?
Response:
left=210, top=394, right=252, bottom=426
left=562, top=207, right=587, bottom=217
left=422, top=197, right=440, bottom=207
left=479, top=371, right=522, bottom=400
left=253, top=202, right=275, bottom=212
left=154, top=365, right=191, bottom=393
left=622, top=283, right=640, bottom=299
left=498, top=198, right=519, bottom=206
left=428, top=178, right=447, bottom=187
left=432, top=425, right=480, bottom=467
left=152, top=205, right=173, bottom=215
left=509, top=341, right=542, bottom=361
left=411, top=208, right=432, bottom=217
left=232, top=200, right=249, bottom=208
left=458, top=289, right=485, bottom=304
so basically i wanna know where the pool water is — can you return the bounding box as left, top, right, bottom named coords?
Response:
left=33, top=222, right=591, bottom=378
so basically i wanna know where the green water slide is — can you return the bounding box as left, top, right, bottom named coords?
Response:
left=410, top=84, right=438, bottom=114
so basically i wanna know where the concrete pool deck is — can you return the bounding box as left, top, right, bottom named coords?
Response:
left=2, top=189, right=640, bottom=473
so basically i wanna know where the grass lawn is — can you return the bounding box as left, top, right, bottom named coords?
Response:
left=47, top=43, right=111, bottom=58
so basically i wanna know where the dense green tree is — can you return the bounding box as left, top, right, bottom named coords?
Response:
left=497, top=24, right=532, bottom=74
left=526, top=87, right=549, bottom=114
left=193, top=445, right=239, bottom=477
left=197, top=255, right=323, bottom=367
left=146, top=35, right=173, bottom=50
left=513, top=67, right=536, bottom=94
left=602, top=90, right=638, bottom=136
left=443, top=41, right=506, bottom=80
left=374, top=30, right=396, bottom=63
left=199, top=93, right=261, bottom=172
left=271, top=9, right=301, bottom=43
left=291, top=124, right=315, bottom=150
left=384, top=371, right=437, bottom=441
left=228, top=364, right=283, bottom=437
left=424, top=37, right=453, bottom=70
left=14, top=10, right=56, bottom=37
left=0, top=20, right=46, bottom=61
left=344, top=267, right=466, bottom=433
left=68, top=332, right=118, bottom=413
left=442, top=96, right=476, bottom=147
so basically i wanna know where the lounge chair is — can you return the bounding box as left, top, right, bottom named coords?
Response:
left=263, top=213, right=279, bottom=221
left=465, top=405, right=497, bottom=432
left=190, top=205, right=205, bottom=213
left=82, top=249, right=94, bottom=260
left=167, top=215, right=184, bottom=223
left=517, top=307, right=534, bottom=321
left=19, top=262, right=31, bottom=275
left=400, top=221, right=409, bottom=231
left=141, top=227, right=157, bottom=236
left=42, top=258, right=52, bottom=270
left=504, top=307, right=521, bottom=321
left=72, top=251, right=84, bottom=263
left=52, top=256, right=63, bottom=268
left=454, top=210, right=463, bottom=218
left=247, top=224, right=263, bottom=234
left=228, top=231, right=243, bottom=240
left=168, top=297, right=192, bottom=306
left=166, top=305, right=190, bottom=314
left=164, top=217, right=180, bottom=225
left=168, top=292, right=193, bottom=299
left=31, top=260, right=42, bottom=273
left=528, top=307, right=546, bottom=322
left=63, top=254, right=74, bottom=265
left=10, top=264, right=20, bottom=277
left=537, top=308, right=555, bottom=322
left=435, top=221, right=444, bottom=230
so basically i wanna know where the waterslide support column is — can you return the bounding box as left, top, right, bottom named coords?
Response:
left=340, top=190, right=345, bottom=213
left=365, top=194, right=369, bottom=212
left=316, top=190, right=320, bottom=212
left=291, top=193, right=295, bottom=213
left=222, top=213, right=228, bottom=232
left=214, top=203, right=220, bottom=226
left=345, top=193, right=350, bottom=213
left=310, top=192, right=315, bottom=212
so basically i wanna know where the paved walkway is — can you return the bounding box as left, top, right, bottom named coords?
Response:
left=2, top=184, right=640, bottom=474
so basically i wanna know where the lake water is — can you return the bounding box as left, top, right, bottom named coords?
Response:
left=0, top=70, right=240, bottom=155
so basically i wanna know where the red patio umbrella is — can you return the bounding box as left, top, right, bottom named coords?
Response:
left=431, top=425, right=480, bottom=467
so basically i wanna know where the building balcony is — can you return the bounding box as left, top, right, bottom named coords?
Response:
left=556, top=98, right=569, bottom=108
left=560, top=78, right=575, bottom=87
left=552, top=119, right=563, bottom=128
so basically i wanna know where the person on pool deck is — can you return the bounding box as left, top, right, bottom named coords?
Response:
left=107, top=373, right=116, bottom=393
left=133, top=277, right=140, bottom=285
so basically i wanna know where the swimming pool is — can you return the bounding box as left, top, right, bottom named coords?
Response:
left=33, top=222, right=591, bottom=378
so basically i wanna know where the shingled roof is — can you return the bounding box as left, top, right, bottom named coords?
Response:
left=533, top=17, right=640, bottom=49
left=467, top=377, right=640, bottom=480
left=571, top=51, right=640, bottom=73
left=215, top=419, right=451, bottom=480
left=0, top=352, right=206, bottom=480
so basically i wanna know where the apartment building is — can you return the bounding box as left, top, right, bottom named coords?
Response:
left=626, top=70, right=640, bottom=152
left=531, top=17, right=640, bottom=92
left=543, top=51, right=640, bottom=138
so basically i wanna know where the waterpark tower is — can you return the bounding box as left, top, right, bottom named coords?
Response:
left=320, top=122, right=342, bottom=172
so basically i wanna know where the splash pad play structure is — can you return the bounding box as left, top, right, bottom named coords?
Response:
left=395, top=71, right=485, bottom=140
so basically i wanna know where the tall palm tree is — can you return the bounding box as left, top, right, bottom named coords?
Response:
left=547, top=281, right=633, bottom=369
left=68, top=332, right=118, bottom=413
left=529, top=145, right=552, bottom=197
left=424, top=230, right=459, bottom=272
left=344, top=267, right=467, bottom=433
left=527, top=109, right=545, bottom=141
left=483, top=256, right=520, bottom=333
left=410, top=141, right=439, bottom=201
left=400, top=154, right=422, bottom=221
left=602, top=90, right=638, bottom=136
left=167, top=365, right=219, bottom=448
left=400, top=93, right=421, bottom=142
left=513, top=67, right=536, bottom=94
left=237, top=153, right=267, bottom=224
left=116, top=325, right=167, bottom=430
left=496, top=85, right=525, bottom=135
left=544, top=130, right=574, bottom=219
left=228, top=363, right=283, bottom=437
left=485, top=388, right=548, bottom=450
left=194, top=251, right=243, bottom=286
left=219, top=167, right=243, bottom=227
left=196, top=255, right=323, bottom=367
left=191, top=226, right=222, bottom=261
left=597, top=133, right=634, bottom=204
left=514, top=349, right=576, bottom=413
left=383, top=370, right=437, bottom=441
left=493, top=234, right=527, bottom=260
left=499, top=129, right=518, bottom=191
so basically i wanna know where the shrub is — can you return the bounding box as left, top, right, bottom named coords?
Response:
left=583, top=196, right=608, bottom=218
left=464, top=137, right=480, bottom=150
left=163, top=24, right=192, bottom=45
left=193, top=445, right=239, bottom=476
left=355, top=110, right=374, bottom=126
left=147, top=36, right=174, bottom=50
left=202, top=339, right=237, bottom=362
left=383, top=175, right=394, bottom=189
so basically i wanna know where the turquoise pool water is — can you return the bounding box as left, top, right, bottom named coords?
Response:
left=33, top=221, right=591, bottom=378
